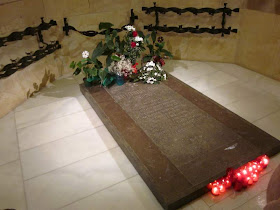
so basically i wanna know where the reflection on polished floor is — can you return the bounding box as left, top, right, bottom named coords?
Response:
left=1, top=60, right=280, bottom=210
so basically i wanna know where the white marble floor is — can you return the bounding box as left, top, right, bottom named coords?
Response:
left=1, top=60, right=280, bottom=210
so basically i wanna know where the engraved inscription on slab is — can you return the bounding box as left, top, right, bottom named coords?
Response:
left=106, top=82, right=258, bottom=183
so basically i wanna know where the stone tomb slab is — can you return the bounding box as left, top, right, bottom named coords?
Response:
left=80, top=75, right=280, bottom=210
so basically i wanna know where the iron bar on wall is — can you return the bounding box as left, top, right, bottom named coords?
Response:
left=142, top=3, right=239, bottom=16
left=0, top=41, right=61, bottom=79
left=0, top=18, right=57, bottom=47
left=142, top=2, right=239, bottom=37
left=63, top=9, right=138, bottom=37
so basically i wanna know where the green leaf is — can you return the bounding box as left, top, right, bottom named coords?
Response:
left=107, top=40, right=114, bottom=50
left=87, top=75, right=100, bottom=82
left=73, top=67, right=81, bottom=75
left=83, top=67, right=91, bottom=74
left=93, top=59, right=103, bottom=68
left=77, top=61, right=82, bottom=68
left=144, top=34, right=151, bottom=45
left=137, top=31, right=145, bottom=38
left=112, top=30, right=118, bottom=38
left=111, top=55, right=121, bottom=61
left=102, top=74, right=115, bottom=87
left=162, top=49, right=173, bottom=58
left=99, top=68, right=108, bottom=82
left=155, top=49, right=160, bottom=56
left=143, top=56, right=152, bottom=63
left=70, top=61, right=76, bottom=69
left=147, top=44, right=154, bottom=55
left=99, top=22, right=114, bottom=30
left=89, top=67, right=98, bottom=77
left=119, top=40, right=125, bottom=54
left=155, top=42, right=164, bottom=50
left=105, top=33, right=111, bottom=44
left=91, top=42, right=105, bottom=60
left=151, top=30, right=156, bottom=43
left=106, top=53, right=113, bottom=67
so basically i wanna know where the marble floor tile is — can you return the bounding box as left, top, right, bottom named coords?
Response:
left=15, top=83, right=82, bottom=112
left=18, top=109, right=103, bottom=151
left=0, top=161, right=27, bottom=210
left=21, top=126, right=118, bottom=180
left=15, top=95, right=91, bottom=129
left=165, top=59, right=202, bottom=71
left=188, top=71, right=238, bottom=92
left=168, top=62, right=218, bottom=83
left=24, top=147, right=138, bottom=210
left=225, top=94, right=280, bottom=123
left=59, top=175, right=161, bottom=210
left=248, top=76, right=280, bottom=99
left=203, top=81, right=262, bottom=106
left=0, top=111, right=19, bottom=166
left=254, top=110, right=280, bottom=140
left=207, top=62, right=260, bottom=83
left=181, top=199, right=210, bottom=210
left=234, top=191, right=267, bottom=210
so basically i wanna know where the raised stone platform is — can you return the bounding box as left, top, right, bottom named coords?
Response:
left=80, top=75, right=280, bottom=210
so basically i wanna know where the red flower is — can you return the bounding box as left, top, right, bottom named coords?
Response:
left=131, top=42, right=136, bottom=48
left=132, top=63, right=138, bottom=73
left=153, top=56, right=160, bottom=63
left=159, top=58, right=165, bottom=66
left=132, top=31, right=138, bottom=37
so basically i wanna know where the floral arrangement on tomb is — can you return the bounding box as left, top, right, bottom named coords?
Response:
left=70, top=22, right=173, bottom=87
left=138, top=61, right=167, bottom=84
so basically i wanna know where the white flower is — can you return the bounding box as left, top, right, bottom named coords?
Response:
left=147, top=67, right=153, bottom=71
left=163, top=74, right=167, bottom=80
left=156, top=64, right=162, bottom=71
left=135, top=36, right=143, bottom=42
left=125, top=25, right=135, bottom=31
left=154, top=72, right=158, bottom=76
left=82, top=51, right=89, bottom=58
left=146, top=61, right=155, bottom=67
left=136, top=43, right=139, bottom=46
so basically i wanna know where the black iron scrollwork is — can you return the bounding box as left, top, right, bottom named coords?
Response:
left=0, top=18, right=57, bottom=47
left=142, top=3, right=239, bottom=16
left=144, top=24, right=238, bottom=35
left=63, top=9, right=138, bottom=37
left=143, top=2, right=239, bottom=37
left=0, top=41, right=61, bottom=79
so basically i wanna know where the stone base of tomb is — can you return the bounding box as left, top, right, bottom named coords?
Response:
left=80, top=75, right=280, bottom=210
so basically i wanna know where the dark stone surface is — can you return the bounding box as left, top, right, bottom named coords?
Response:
left=80, top=75, right=280, bottom=210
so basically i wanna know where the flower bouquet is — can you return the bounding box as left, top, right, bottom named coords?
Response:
left=138, top=61, right=167, bottom=84
left=142, top=30, right=173, bottom=67
left=123, top=25, right=145, bottom=65
left=70, top=22, right=173, bottom=87
left=108, top=55, right=137, bottom=85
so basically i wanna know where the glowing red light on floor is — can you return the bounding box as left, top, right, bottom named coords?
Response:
left=208, top=155, right=269, bottom=195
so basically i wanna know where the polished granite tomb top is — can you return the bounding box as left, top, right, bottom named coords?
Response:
left=80, top=75, right=280, bottom=210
